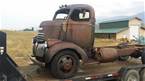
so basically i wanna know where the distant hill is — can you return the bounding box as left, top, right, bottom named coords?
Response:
left=23, top=27, right=34, bottom=31
left=96, top=12, right=145, bottom=23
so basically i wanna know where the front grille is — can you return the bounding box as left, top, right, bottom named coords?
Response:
left=33, top=33, right=45, bottom=44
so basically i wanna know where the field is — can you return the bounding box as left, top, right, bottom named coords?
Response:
left=4, top=31, right=36, bottom=65
left=7, top=31, right=36, bottom=56
left=2, top=31, right=141, bottom=81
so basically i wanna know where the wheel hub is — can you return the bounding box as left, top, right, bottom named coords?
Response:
left=59, top=56, right=73, bottom=72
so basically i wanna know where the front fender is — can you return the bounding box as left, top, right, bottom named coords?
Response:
left=45, top=42, right=88, bottom=63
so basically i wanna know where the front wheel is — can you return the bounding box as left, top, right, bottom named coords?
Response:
left=50, top=50, right=79, bottom=79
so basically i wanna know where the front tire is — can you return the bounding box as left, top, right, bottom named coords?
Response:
left=50, top=50, right=79, bottom=79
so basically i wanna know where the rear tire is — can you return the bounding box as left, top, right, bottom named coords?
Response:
left=121, top=70, right=140, bottom=81
left=119, top=56, right=130, bottom=61
left=141, top=48, right=145, bottom=64
left=140, top=68, right=145, bottom=81
left=50, top=50, right=79, bottom=79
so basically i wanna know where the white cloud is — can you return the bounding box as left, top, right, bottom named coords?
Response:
left=0, top=0, right=145, bottom=30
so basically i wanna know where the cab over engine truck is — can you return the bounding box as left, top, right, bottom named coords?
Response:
left=32, top=4, right=145, bottom=79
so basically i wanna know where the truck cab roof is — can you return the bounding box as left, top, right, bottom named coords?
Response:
left=59, top=4, right=94, bottom=11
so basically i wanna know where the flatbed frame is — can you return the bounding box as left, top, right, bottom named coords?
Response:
left=61, top=64, right=145, bottom=81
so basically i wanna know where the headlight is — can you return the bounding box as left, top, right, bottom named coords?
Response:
left=0, top=47, right=4, bottom=55
left=38, top=27, right=43, bottom=32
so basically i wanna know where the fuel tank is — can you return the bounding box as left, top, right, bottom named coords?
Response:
left=95, top=47, right=137, bottom=62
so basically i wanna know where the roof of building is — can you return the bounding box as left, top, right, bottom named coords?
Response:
left=100, top=17, right=142, bottom=24
left=95, top=17, right=144, bottom=34
left=95, top=27, right=128, bottom=33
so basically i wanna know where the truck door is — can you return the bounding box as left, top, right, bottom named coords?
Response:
left=66, top=8, right=94, bottom=49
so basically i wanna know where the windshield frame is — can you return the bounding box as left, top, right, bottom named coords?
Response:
left=53, top=8, right=70, bottom=20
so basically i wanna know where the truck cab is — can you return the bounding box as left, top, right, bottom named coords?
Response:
left=38, top=4, right=95, bottom=49
left=33, top=4, right=96, bottom=78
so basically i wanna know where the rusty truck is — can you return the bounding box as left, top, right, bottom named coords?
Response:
left=32, top=4, right=145, bottom=79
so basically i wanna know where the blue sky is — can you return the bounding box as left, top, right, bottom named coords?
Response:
left=0, top=0, right=145, bottom=30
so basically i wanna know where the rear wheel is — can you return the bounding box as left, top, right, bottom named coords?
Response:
left=140, top=68, right=145, bottom=81
left=141, top=48, right=145, bottom=64
left=119, top=56, right=130, bottom=61
left=121, top=70, right=140, bottom=81
left=50, top=50, right=79, bottom=79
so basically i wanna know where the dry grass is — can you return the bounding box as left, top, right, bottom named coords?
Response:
left=94, top=38, right=120, bottom=47
left=3, top=31, right=36, bottom=65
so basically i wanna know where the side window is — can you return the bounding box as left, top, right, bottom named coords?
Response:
left=79, top=11, right=90, bottom=20
left=71, top=9, right=90, bottom=21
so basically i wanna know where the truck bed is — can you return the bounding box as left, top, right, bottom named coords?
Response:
left=20, top=58, right=142, bottom=81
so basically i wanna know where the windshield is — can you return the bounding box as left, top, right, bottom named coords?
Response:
left=55, top=13, right=68, bottom=20
left=54, top=9, right=70, bottom=20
